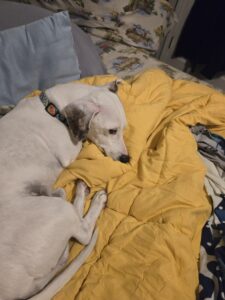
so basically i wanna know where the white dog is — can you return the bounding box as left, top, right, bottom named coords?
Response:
left=0, top=80, right=129, bottom=300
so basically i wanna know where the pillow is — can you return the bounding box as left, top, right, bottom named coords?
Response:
left=0, top=1, right=106, bottom=78
left=71, top=23, right=106, bottom=77
left=0, top=11, right=80, bottom=105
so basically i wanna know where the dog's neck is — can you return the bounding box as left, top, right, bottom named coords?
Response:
left=39, top=91, right=69, bottom=127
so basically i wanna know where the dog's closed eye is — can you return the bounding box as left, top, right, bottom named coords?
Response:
left=109, top=129, right=118, bottom=135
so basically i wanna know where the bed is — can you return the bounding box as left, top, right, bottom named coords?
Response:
left=1, top=1, right=225, bottom=300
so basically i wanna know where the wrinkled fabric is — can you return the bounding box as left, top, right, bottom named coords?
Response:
left=199, top=157, right=225, bottom=300
left=192, top=125, right=225, bottom=300
left=53, top=69, right=225, bottom=300
left=192, top=125, right=225, bottom=171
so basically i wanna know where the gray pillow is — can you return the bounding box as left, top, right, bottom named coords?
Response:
left=0, top=11, right=80, bottom=105
left=0, top=1, right=106, bottom=78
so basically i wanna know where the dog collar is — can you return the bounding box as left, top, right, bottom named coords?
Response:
left=39, top=91, right=68, bottom=127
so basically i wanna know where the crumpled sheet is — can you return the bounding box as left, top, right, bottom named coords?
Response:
left=192, top=125, right=225, bottom=299
left=53, top=69, right=225, bottom=300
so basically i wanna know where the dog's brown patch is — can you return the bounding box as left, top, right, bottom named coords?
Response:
left=63, top=105, right=89, bottom=144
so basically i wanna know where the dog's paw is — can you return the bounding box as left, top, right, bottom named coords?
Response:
left=76, top=180, right=90, bottom=197
left=93, top=190, right=107, bottom=208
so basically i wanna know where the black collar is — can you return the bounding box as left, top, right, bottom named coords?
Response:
left=39, top=91, right=68, bottom=127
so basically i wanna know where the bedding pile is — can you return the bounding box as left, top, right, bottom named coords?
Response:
left=52, top=69, right=225, bottom=300
left=192, top=125, right=225, bottom=300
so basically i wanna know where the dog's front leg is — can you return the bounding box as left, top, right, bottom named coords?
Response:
left=73, top=181, right=107, bottom=245
left=73, top=180, right=90, bottom=217
left=83, top=190, right=107, bottom=229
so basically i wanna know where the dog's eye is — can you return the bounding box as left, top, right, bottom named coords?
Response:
left=109, top=129, right=117, bottom=135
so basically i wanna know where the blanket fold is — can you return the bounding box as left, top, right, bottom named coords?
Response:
left=53, top=69, right=225, bottom=300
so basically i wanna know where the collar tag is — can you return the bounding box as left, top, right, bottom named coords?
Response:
left=39, top=91, right=68, bottom=127
left=46, top=103, right=58, bottom=117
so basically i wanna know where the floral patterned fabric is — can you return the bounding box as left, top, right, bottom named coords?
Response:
left=91, top=35, right=207, bottom=81
left=12, top=0, right=176, bottom=53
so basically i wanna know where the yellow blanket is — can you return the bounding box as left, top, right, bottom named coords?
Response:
left=53, top=69, right=225, bottom=300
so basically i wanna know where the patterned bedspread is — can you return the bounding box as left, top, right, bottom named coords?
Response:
left=92, top=35, right=202, bottom=81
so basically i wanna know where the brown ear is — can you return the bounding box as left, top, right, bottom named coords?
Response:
left=63, top=103, right=99, bottom=144
left=108, top=79, right=122, bottom=93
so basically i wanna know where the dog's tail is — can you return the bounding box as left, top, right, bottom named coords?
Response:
left=28, top=228, right=98, bottom=300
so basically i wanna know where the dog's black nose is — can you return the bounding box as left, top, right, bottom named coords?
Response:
left=119, top=154, right=130, bottom=163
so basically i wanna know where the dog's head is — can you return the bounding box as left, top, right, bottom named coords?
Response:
left=63, top=80, right=130, bottom=163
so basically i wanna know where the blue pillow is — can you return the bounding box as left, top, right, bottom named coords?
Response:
left=0, top=11, right=81, bottom=105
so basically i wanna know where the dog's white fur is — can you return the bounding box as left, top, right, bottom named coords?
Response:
left=0, top=81, right=128, bottom=300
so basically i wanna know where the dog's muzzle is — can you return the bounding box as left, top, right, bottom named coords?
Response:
left=119, top=154, right=130, bottom=163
